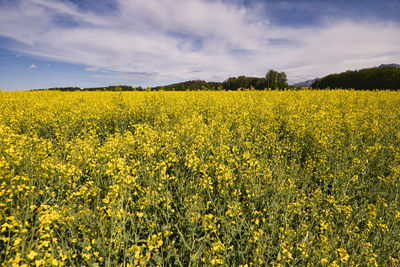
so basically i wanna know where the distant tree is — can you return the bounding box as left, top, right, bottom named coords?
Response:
left=221, top=76, right=270, bottom=90
left=277, top=72, right=287, bottom=88
left=266, top=70, right=288, bottom=89
left=255, top=78, right=267, bottom=90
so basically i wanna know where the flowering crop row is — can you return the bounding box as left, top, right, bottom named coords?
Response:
left=0, top=90, right=399, bottom=266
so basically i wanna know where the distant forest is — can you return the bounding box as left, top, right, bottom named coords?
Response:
left=32, top=70, right=289, bottom=91
left=31, top=65, right=400, bottom=91
left=312, top=66, right=400, bottom=90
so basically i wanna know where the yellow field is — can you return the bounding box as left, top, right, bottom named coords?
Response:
left=1, top=90, right=400, bottom=266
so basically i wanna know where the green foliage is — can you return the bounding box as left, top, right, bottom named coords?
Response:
left=266, top=70, right=288, bottom=89
left=222, top=76, right=265, bottom=90
left=152, top=80, right=219, bottom=91
left=312, top=66, right=400, bottom=90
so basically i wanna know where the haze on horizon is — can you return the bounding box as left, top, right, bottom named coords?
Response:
left=1, top=0, right=400, bottom=91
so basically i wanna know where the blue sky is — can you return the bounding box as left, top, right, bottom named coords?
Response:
left=1, top=0, right=400, bottom=91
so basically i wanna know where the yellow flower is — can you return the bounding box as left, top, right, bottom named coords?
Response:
left=27, top=251, right=38, bottom=260
left=13, top=237, right=21, bottom=246
left=336, top=248, right=349, bottom=263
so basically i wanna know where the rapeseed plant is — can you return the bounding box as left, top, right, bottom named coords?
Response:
left=0, top=90, right=399, bottom=265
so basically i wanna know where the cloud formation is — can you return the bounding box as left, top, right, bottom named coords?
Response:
left=1, top=0, right=400, bottom=84
left=28, top=63, right=37, bottom=69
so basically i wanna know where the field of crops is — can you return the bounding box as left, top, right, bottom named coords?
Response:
left=1, top=90, right=400, bottom=266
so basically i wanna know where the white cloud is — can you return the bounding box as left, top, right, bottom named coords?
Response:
left=0, top=0, right=400, bottom=84
left=28, top=63, right=37, bottom=69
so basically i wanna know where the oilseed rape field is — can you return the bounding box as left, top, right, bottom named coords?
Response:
left=1, top=90, right=400, bottom=266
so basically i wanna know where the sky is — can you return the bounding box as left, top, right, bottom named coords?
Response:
left=1, top=0, right=400, bottom=91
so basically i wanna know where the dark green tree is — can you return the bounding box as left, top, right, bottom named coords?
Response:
left=266, top=70, right=288, bottom=89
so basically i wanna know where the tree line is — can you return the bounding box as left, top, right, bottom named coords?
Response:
left=30, top=65, right=400, bottom=92
left=312, top=66, right=400, bottom=90
left=32, top=70, right=289, bottom=91
left=32, top=85, right=142, bottom=92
